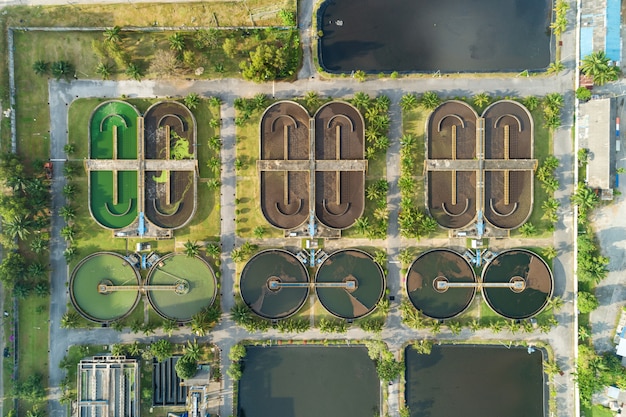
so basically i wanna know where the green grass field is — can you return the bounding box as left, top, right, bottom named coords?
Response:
left=18, top=295, right=50, bottom=412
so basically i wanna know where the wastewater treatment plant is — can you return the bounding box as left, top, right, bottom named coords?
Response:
left=20, top=0, right=591, bottom=414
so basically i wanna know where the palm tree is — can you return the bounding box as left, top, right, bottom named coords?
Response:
left=231, top=303, right=252, bottom=325
left=581, top=51, right=620, bottom=86
left=128, top=341, right=142, bottom=356
left=398, top=248, right=414, bottom=266
left=60, top=205, right=76, bottom=223
left=184, top=93, right=200, bottom=110
left=429, top=320, right=442, bottom=335
left=468, top=319, right=481, bottom=332
left=523, top=96, right=540, bottom=111
left=354, top=70, right=366, bottom=82
left=4, top=215, right=32, bottom=240
left=96, top=62, right=113, bottom=80
left=351, top=92, right=370, bottom=111
left=169, top=33, right=186, bottom=52
left=421, top=91, right=441, bottom=110
left=162, top=319, right=177, bottom=337
left=32, top=60, right=49, bottom=75
left=28, top=262, right=47, bottom=279
left=544, top=93, right=564, bottom=111
left=448, top=321, right=462, bottom=335
left=400, top=133, right=416, bottom=148
left=572, top=183, right=599, bottom=215
left=373, top=207, right=389, bottom=222
left=399, top=93, right=418, bottom=111
left=547, top=296, right=564, bottom=311
left=542, top=197, right=560, bottom=212
left=125, top=63, right=142, bottom=81
left=208, top=135, right=221, bottom=151
left=374, top=95, right=391, bottom=112
left=190, top=311, right=210, bottom=336
left=542, top=246, right=558, bottom=260
left=208, top=96, right=222, bottom=107
left=546, top=61, right=565, bottom=75
left=185, top=339, right=203, bottom=361
left=353, top=216, right=370, bottom=235
left=473, top=92, right=490, bottom=109
left=51, top=61, right=73, bottom=80
left=373, top=250, right=387, bottom=267
left=103, top=26, right=122, bottom=44
left=206, top=157, right=221, bottom=173
left=130, top=320, right=143, bottom=334
left=206, top=243, right=221, bottom=259
left=304, top=91, right=320, bottom=110
left=63, top=246, right=77, bottom=263
left=253, top=226, right=265, bottom=238
left=253, top=93, right=268, bottom=110
left=543, top=360, right=562, bottom=376
left=207, top=178, right=220, bottom=190
left=60, top=312, right=80, bottom=329
left=61, top=225, right=76, bottom=242
left=578, top=325, right=591, bottom=341
left=184, top=240, right=200, bottom=257
left=62, top=184, right=76, bottom=198
left=489, top=320, right=503, bottom=333
left=519, top=222, right=537, bottom=237
left=30, top=233, right=48, bottom=254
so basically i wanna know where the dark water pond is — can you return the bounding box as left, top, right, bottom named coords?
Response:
left=318, top=0, right=551, bottom=72
left=238, top=346, right=379, bottom=417
left=405, top=345, right=545, bottom=417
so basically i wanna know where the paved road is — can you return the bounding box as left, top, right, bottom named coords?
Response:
left=7, top=0, right=577, bottom=415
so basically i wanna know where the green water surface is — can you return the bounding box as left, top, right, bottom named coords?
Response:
left=90, top=171, right=138, bottom=229
left=148, top=254, right=216, bottom=321
left=71, top=253, right=140, bottom=321
left=90, top=101, right=139, bottom=159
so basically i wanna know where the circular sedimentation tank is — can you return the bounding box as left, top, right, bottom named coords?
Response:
left=315, top=249, right=385, bottom=319
left=481, top=249, right=553, bottom=319
left=406, top=249, right=476, bottom=320
left=240, top=250, right=310, bottom=319
left=147, top=254, right=217, bottom=322
left=70, top=252, right=141, bottom=322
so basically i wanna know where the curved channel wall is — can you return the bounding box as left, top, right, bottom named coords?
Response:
left=240, top=249, right=310, bottom=319
left=146, top=253, right=217, bottom=323
left=70, top=252, right=141, bottom=323
left=406, top=249, right=476, bottom=319
left=315, top=249, right=385, bottom=319
left=481, top=249, right=553, bottom=319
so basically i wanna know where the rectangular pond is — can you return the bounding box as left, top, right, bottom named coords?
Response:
left=319, top=0, right=552, bottom=73
left=405, top=344, right=545, bottom=417
left=238, top=345, right=379, bottom=417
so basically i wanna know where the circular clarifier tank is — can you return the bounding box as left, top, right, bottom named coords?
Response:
left=481, top=249, right=553, bottom=319
left=315, top=249, right=385, bottom=319
left=240, top=250, right=310, bottom=319
left=146, top=253, right=217, bottom=323
left=406, top=249, right=476, bottom=320
left=70, top=252, right=141, bottom=322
